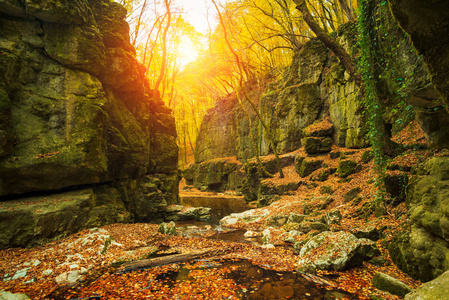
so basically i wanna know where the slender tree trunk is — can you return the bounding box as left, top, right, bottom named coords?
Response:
left=183, top=123, right=188, bottom=166
left=146, top=18, right=164, bottom=76
left=143, top=15, right=163, bottom=66
left=338, top=0, right=354, bottom=20
left=131, top=0, right=148, bottom=46
left=187, top=128, right=195, bottom=158
left=153, top=0, right=171, bottom=98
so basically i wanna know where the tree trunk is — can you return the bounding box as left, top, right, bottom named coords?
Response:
left=117, top=249, right=226, bottom=273
left=153, top=0, right=171, bottom=98
left=131, top=0, right=148, bottom=46
left=294, top=0, right=362, bottom=88
left=338, top=0, right=354, bottom=20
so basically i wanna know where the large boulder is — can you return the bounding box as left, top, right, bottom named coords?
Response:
left=220, top=208, right=270, bottom=228
left=389, top=226, right=449, bottom=283
left=184, top=159, right=243, bottom=192
left=0, top=188, right=130, bottom=249
left=0, top=290, right=30, bottom=300
left=297, top=231, right=362, bottom=272
left=408, top=157, right=449, bottom=242
left=372, top=272, right=413, bottom=298
left=390, top=156, right=449, bottom=280
left=405, top=270, right=449, bottom=300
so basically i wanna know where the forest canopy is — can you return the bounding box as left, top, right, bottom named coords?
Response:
left=117, top=0, right=358, bottom=166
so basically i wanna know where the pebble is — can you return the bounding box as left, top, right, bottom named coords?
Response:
left=244, top=230, right=260, bottom=238
left=24, top=278, right=35, bottom=284
left=261, top=244, right=275, bottom=249
left=42, top=269, right=53, bottom=276
left=12, top=268, right=31, bottom=280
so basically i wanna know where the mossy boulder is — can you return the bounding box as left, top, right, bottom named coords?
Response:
left=344, top=187, right=362, bottom=202
left=158, top=221, right=176, bottom=235
left=361, top=150, right=374, bottom=163
left=353, top=226, right=381, bottom=241
left=407, top=157, right=449, bottom=243
left=304, top=137, right=321, bottom=154
left=302, top=118, right=334, bottom=137
left=261, top=153, right=295, bottom=175
left=337, top=159, right=358, bottom=178
left=304, top=137, right=333, bottom=154
left=288, top=213, right=306, bottom=224
left=372, top=272, right=413, bottom=297
left=297, top=158, right=324, bottom=177
left=388, top=156, right=449, bottom=281
left=0, top=188, right=130, bottom=249
left=297, top=231, right=361, bottom=272
left=405, top=270, right=449, bottom=300
left=388, top=226, right=449, bottom=282
left=325, top=210, right=342, bottom=226
left=187, top=159, right=242, bottom=192
left=266, top=214, right=289, bottom=227
left=311, top=169, right=330, bottom=181
left=295, top=155, right=305, bottom=174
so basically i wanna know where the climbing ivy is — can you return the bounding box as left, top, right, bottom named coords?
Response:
left=357, top=0, right=387, bottom=202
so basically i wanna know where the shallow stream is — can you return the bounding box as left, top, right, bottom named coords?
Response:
left=50, top=221, right=353, bottom=299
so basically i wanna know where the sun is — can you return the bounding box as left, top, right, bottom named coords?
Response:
left=177, top=35, right=199, bottom=68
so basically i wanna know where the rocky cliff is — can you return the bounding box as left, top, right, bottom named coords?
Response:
left=0, top=0, right=178, bottom=248
left=194, top=3, right=437, bottom=164
left=385, top=0, right=449, bottom=282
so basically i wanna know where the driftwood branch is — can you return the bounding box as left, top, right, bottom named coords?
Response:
left=117, top=248, right=228, bottom=273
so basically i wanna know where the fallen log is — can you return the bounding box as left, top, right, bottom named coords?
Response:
left=117, top=248, right=227, bottom=273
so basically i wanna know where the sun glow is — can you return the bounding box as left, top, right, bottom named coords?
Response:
left=177, top=35, right=199, bottom=68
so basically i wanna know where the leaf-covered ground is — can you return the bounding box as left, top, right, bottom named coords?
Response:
left=0, top=121, right=429, bottom=299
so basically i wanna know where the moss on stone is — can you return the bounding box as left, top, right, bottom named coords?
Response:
left=337, top=159, right=358, bottom=178
left=298, top=159, right=324, bottom=178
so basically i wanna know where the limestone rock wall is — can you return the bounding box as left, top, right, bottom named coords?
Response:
left=0, top=0, right=178, bottom=248
left=194, top=2, right=433, bottom=164
left=388, top=0, right=449, bottom=149
left=383, top=0, right=449, bottom=282
left=388, top=0, right=449, bottom=110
